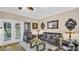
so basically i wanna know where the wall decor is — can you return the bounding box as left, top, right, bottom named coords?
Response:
left=32, top=23, right=38, bottom=29
left=47, top=20, right=59, bottom=29
left=65, top=18, right=77, bottom=39
left=65, top=18, right=77, bottom=31
left=41, top=23, right=45, bottom=30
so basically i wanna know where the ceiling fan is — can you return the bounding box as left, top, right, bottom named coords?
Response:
left=18, top=7, right=34, bottom=11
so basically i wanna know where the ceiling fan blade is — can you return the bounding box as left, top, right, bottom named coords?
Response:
left=27, top=7, right=34, bottom=10
left=18, top=7, right=34, bottom=11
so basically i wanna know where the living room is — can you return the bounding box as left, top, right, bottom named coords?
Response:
left=0, top=7, right=79, bottom=51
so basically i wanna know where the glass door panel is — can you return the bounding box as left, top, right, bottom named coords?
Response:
left=15, top=23, right=21, bottom=39
left=4, top=22, right=11, bottom=41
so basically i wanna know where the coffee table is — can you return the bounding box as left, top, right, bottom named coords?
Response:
left=30, top=38, right=45, bottom=51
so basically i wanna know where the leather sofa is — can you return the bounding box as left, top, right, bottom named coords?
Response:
left=39, top=32, right=62, bottom=46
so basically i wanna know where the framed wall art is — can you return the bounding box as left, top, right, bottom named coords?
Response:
left=32, top=23, right=38, bottom=29
left=47, top=20, right=59, bottom=29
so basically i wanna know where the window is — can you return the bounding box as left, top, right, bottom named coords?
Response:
left=15, top=23, right=21, bottom=39
left=4, top=22, right=11, bottom=41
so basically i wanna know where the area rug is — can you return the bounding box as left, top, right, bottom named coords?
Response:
left=0, top=42, right=25, bottom=51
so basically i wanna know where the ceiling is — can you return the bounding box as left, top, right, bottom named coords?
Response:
left=0, top=7, right=77, bottom=19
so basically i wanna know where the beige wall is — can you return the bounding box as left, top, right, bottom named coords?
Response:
left=38, top=8, right=79, bottom=42
left=0, top=11, right=40, bottom=34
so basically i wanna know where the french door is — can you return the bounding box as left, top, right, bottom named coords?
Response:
left=3, top=20, right=22, bottom=41
left=4, top=22, right=11, bottom=41
left=0, top=19, right=24, bottom=44
left=15, top=23, right=21, bottom=39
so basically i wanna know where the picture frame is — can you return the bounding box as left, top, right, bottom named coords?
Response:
left=47, top=20, right=59, bottom=29
left=32, top=23, right=38, bottom=29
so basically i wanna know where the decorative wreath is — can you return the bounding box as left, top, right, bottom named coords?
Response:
left=65, top=18, right=77, bottom=31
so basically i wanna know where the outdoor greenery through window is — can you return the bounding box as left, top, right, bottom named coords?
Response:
left=15, top=23, right=21, bottom=39
left=4, top=22, right=11, bottom=41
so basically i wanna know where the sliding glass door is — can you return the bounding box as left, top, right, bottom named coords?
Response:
left=4, top=22, right=11, bottom=41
